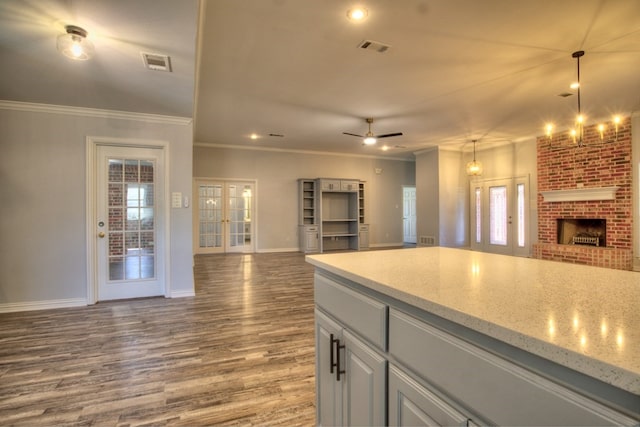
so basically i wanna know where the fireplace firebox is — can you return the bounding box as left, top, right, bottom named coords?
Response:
left=557, top=219, right=606, bottom=247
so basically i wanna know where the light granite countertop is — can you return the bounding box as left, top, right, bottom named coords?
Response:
left=306, top=247, right=640, bottom=396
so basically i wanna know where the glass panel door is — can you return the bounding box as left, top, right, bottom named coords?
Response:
left=195, top=180, right=255, bottom=254
left=97, top=145, right=165, bottom=301
left=198, top=183, right=223, bottom=251
left=470, top=177, right=529, bottom=256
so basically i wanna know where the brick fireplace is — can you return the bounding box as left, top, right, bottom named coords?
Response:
left=533, top=116, right=632, bottom=270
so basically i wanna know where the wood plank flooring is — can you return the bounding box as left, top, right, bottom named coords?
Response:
left=0, top=252, right=317, bottom=426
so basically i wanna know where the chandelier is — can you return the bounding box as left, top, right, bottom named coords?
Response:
left=544, top=51, right=621, bottom=147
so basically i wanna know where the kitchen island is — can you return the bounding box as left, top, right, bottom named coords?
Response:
left=307, top=247, right=640, bottom=426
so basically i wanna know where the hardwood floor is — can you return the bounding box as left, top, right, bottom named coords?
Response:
left=0, top=252, right=317, bottom=426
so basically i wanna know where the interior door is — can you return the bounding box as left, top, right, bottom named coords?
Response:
left=195, top=180, right=255, bottom=254
left=96, top=145, right=165, bottom=300
left=403, top=186, right=417, bottom=244
left=470, top=177, right=529, bottom=256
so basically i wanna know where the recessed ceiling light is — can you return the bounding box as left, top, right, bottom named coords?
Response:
left=347, top=7, right=368, bottom=21
left=250, top=133, right=258, bottom=140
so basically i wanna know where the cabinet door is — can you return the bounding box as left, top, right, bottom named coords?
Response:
left=389, top=364, right=470, bottom=427
left=316, top=310, right=343, bottom=427
left=343, top=330, right=386, bottom=426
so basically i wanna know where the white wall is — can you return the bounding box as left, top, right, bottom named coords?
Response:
left=0, top=103, right=194, bottom=309
left=193, top=145, right=416, bottom=250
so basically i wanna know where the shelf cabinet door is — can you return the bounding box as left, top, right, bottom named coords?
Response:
left=316, top=310, right=343, bottom=427
left=343, top=330, right=386, bottom=426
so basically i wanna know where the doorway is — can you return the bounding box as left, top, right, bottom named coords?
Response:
left=403, top=186, right=417, bottom=244
left=87, top=140, right=168, bottom=302
left=194, top=179, right=256, bottom=254
left=470, top=176, right=529, bottom=256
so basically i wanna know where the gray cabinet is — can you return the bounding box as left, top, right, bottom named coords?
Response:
left=299, top=225, right=318, bottom=253
left=315, top=273, right=387, bottom=426
left=359, top=224, right=369, bottom=249
left=316, top=310, right=386, bottom=426
left=313, top=270, right=639, bottom=427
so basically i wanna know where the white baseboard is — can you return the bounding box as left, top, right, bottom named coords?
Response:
left=370, top=242, right=405, bottom=248
left=0, top=298, right=87, bottom=313
left=257, top=247, right=300, bottom=253
left=170, top=290, right=196, bottom=298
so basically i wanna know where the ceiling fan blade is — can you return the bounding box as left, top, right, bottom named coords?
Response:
left=343, top=132, right=364, bottom=138
left=376, top=132, right=403, bottom=139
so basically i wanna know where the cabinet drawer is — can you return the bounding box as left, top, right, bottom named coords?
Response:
left=389, top=308, right=635, bottom=426
left=319, top=179, right=341, bottom=191
left=340, top=180, right=359, bottom=192
left=315, top=273, right=387, bottom=350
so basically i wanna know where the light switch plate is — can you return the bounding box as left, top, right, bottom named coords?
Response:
left=172, top=192, right=182, bottom=208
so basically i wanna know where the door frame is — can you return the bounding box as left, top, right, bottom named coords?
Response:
left=86, top=136, right=171, bottom=304
left=192, top=177, right=258, bottom=254
left=469, top=175, right=530, bottom=257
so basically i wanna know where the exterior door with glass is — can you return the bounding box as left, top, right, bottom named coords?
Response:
left=470, top=177, right=529, bottom=256
left=195, top=180, right=255, bottom=254
left=96, top=145, right=165, bottom=300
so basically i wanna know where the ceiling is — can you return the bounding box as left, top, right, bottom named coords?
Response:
left=1, top=0, right=639, bottom=159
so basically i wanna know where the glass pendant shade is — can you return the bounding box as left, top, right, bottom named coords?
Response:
left=466, top=160, right=483, bottom=176
left=57, top=25, right=94, bottom=60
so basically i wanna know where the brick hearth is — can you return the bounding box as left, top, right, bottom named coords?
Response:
left=533, top=116, right=632, bottom=270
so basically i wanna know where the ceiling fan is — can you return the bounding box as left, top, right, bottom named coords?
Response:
left=343, top=118, right=403, bottom=145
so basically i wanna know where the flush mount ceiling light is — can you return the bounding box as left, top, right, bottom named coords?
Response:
left=347, top=7, right=368, bottom=21
left=466, top=139, right=483, bottom=176
left=545, top=51, right=622, bottom=147
left=57, top=25, right=94, bottom=60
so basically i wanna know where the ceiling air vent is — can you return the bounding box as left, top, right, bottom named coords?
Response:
left=142, top=52, right=172, bottom=72
left=357, top=39, right=391, bottom=53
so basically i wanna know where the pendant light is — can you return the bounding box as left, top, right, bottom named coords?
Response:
left=466, top=139, right=482, bottom=176
left=57, top=25, right=94, bottom=61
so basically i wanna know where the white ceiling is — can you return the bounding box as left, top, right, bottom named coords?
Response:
left=1, top=0, right=639, bottom=159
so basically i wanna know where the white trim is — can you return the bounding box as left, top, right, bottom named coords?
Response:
left=194, top=141, right=414, bottom=162
left=0, top=298, right=87, bottom=313
left=370, top=242, right=405, bottom=248
left=540, top=186, right=620, bottom=202
left=86, top=136, right=171, bottom=303
left=257, top=247, right=300, bottom=253
left=170, top=290, right=196, bottom=298
left=0, top=100, right=192, bottom=125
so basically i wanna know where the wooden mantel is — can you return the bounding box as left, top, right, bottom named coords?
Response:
left=540, top=186, right=620, bottom=202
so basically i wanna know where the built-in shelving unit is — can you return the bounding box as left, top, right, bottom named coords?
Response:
left=298, top=179, right=319, bottom=253
left=318, top=179, right=359, bottom=252
left=299, top=178, right=366, bottom=253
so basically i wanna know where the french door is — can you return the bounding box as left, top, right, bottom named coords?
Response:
left=194, top=180, right=256, bottom=253
left=470, top=176, right=529, bottom=256
left=95, top=144, right=166, bottom=300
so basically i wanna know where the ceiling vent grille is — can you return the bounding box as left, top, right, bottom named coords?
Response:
left=142, top=52, right=172, bottom=72
left=357, top=39, right=391, bottom=53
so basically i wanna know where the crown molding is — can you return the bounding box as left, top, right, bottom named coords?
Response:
left=194, top=141, right=415, bottom=162
left=0, top=100, right=192, bottom=125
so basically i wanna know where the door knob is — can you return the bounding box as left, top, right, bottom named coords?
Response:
left=98, top=232, right=105, bottom=238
